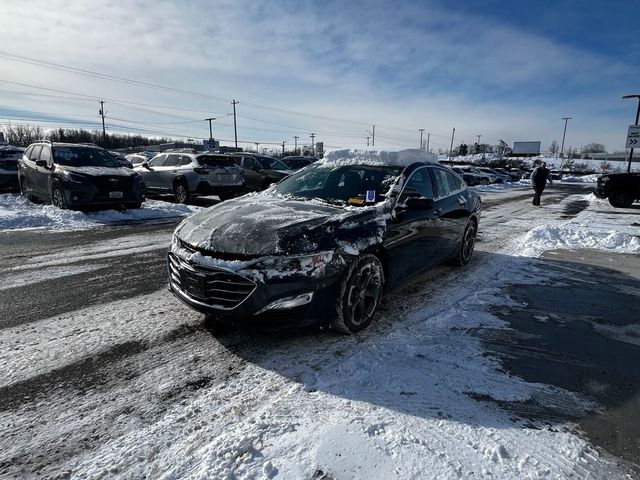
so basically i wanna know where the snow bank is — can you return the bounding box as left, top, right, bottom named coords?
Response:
left=513, top=194, right=640, bottom=257
left=561, top=174, right=600, bottom=183
left=0, top=193, right=202, bottom=231
left=471, top=179, right=530, bottom=193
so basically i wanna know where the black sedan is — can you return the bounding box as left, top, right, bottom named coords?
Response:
left=168, top=154, right=481, bottom=333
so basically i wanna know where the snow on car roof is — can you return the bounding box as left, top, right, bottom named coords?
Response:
left=322, top=148, right=438, bottom=167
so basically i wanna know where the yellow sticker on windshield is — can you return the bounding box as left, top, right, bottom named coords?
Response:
left=348, top=197, right=365, bottom=205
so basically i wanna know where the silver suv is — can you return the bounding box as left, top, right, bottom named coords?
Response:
left=135, top=152, right=245, bottom=203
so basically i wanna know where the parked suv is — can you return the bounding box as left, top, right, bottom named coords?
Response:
left=595, top=172, right=640, bottom=208
left=226, top=153, right=292, bottom=191
left=135, top=152, right=245, bottom=203
left=281, top=156, right=317, bottom=171
left=18, top=141, right=145, bottom=209
left=0, top=145, right=24, bottom=191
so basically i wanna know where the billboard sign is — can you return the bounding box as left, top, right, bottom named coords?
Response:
left=512, top=141, right=541, bottom=155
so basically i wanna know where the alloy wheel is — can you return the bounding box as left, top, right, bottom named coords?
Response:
left=461, top=222, right=476, bottom=263
left=346, top=262, right=383, bottom=327
left=52, top=188, right=66, bottom=209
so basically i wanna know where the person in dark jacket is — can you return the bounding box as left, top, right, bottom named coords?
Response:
left=531, top=161, right=553, bottom=206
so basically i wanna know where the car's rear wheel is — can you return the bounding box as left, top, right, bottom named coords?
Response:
left=480, top=178, right=490, bottom=185
left=608, top=191, right=634, bottom=208
left=333, top=254, right=385, bottom=334
left=174, top=180, right=190, bottom=204
left=452, top=220, right=477, bottom=266
left=52, top=186, right=67, bottom=209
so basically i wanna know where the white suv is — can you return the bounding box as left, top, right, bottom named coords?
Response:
left=135, top=152, right=245, bottom=203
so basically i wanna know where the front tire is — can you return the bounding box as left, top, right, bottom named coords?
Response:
left=332, top=254, right=385, bottom=334
left=452, top=220, right=477, bottom=266
left=20, top=177, right=37, bottom=202
left=52, top=186, right=67, bottom=209
left=608, top=191, right=633, bottom=208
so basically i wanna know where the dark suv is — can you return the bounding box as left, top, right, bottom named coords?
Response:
left=18, top=141, right=145, bottom=210
left=595, top=172, right=640, bottom=208
left=226, top=153, right=292, bottom=191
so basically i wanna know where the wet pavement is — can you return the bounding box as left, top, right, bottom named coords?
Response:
left=479, top=249, right=640, bottom=470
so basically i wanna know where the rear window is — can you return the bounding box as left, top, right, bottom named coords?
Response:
left=197, top=155, right=235, bottom=167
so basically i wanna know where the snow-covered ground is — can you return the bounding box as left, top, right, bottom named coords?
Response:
left=0, top=193, right=203, bottom=230
left=1, top=186, right=638, bottom=478
left=561, top=174, right=600, bottom=183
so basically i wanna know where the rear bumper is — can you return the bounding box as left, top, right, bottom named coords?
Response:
left=193, top=181, right=246, bottom=197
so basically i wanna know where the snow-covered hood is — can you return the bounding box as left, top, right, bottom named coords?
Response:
left=175, top=194, right=382, bottom=256
left=56, top=165, right=138, bottom=177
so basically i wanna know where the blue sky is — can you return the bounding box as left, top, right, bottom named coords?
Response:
left=0, top=0, right=638, bottom=152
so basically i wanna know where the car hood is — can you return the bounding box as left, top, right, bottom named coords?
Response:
left=175, top=193, right=383, bottom=256
left=56, top=165, right=138, bottom=177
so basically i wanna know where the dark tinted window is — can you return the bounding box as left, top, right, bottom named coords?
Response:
left=256, top=156, right=288, bottom=170
left=445, top=170, right=464, bottom=192
left=148, top=155, right=166, bottom=167
left=30, top=146, right=42, bottom=161
left=198, top=155, right=234, bottom=167
left=164, top=154, right=180, bottom=167
left=179, top=155, right=193, bottom=166
left=243, top=157, right=256, bottom=169
left=400, top=168, right=434, bottom=202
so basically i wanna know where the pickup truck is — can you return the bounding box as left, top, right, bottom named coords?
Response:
left=595, top=172, right=640, bottom=208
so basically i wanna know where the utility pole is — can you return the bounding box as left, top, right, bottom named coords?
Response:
left=281, top=141, right=286, bottom=155
left=310, top=133, right=316, bottom=155
left=448, top=127, right=456, bottom=163
left=98, top=100, right=106, bottom=144
left=254, top=142, right=260, bottom=152
left=623, top=94, right=640, bottom=173
left=426, top=133, right=430, bottom=152
left=560, top=117, right=572, bottom=158
left=419, top=129, right=425, bottom=149
left=366, top=136, right=370, bottom=146
left=294, top=136, right=299, bottom=155
left=372, top=125, right=375, bottom=146
left=232, top=100, right=239, bottom=148
left=476, top=134, right=482, bottom=153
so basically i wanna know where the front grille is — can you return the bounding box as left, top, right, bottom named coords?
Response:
left=168, top=253, right=256, bottom=310
left=92, top=175, right=132, bottom=191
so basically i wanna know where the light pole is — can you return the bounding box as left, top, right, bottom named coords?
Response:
left=419, top=129, right=425, bottom=149
left=294, top=136, right=299, bottom=155
left=254, top=142, right=260, bottom=152
left=476, top=134, right=482, bottom=153
left=560, top=117, right=572, bottom=158
left=623, top=95, right=640, bottom=173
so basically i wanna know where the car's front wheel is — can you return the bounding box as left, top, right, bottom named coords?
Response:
left=608, top=191, right=634, bottom=208
left=333, top=254, right=385, bottom=334
left=52, top=186, right=67, bottom=209
left=20, top=176, right=37, bottom=202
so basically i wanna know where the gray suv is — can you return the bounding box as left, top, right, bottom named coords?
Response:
left=135, top=152, right=245, bottom=203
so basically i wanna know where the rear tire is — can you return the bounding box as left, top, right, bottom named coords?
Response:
left=608, top=191, right=633, bottom=208
left=332, top=254, right=385, bottom=334
left=174, top=181, right=190, bottom=204
left=480, top=178, right=490, bottom=186
left=52, top=186, right=67, bottom=209
left=452, top=220, right=477, bottom=266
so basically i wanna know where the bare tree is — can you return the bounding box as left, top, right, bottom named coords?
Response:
left=599, top=160, right=611, bottom=173
left=582, top=142, right=606, bottom=154
left=548, top=140, right=559, bottom=156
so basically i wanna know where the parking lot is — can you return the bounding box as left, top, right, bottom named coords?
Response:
left=1, top=182, right=639, bottom=478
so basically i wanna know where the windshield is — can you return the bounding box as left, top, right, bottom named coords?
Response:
left=257, top=156, right=288, bottom=171
left=272, top=164, right=403, bottom=206
left=53, top=147, right=119, bottom=167
left=198, top=155, right=236, bottom=168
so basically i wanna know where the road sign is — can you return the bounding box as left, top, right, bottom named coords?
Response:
left=626, top=125, right=640, bottom=148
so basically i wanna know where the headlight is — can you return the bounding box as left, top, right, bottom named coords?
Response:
left=60, top=170, right=86, bottom=184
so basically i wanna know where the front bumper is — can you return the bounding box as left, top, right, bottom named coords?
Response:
left=167, top=248, right=346, bottom=329
left=59, top=181, right=145, bottom=209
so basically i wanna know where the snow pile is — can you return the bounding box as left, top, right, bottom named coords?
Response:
left=471, top=179, right=530, bottom=193
left=324, top=148, right=438, bottom=166
left=561, top=174, right=600, bottom=183
left=0, top=193, right=202, bottom=230
left=513, top=194, right=640, bottom=257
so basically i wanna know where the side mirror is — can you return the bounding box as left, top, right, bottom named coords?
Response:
left=35, top=159, right=48, bottom=168
left=404, top=197, right=434, bottom=210
left=143, top=162, right=151, bottom=170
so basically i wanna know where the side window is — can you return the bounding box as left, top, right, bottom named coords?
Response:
left=445, top=171, right=464, bottom=192
left=24, top=146, right=33, bottom=159
left=164, top=154, right=180, bottom=167
left=229, top=156, right=242, bottom=166
left=148, top=155, right=166, bottom=167
left=243, top=157, right=255, bottom=169
left=30, top=146, right=42, bottom=161
left=179, top=155, right=192, bottom=166
left=40, top=147, right=52, bottom=164
left=431, top=168, right=454, bottom=198
left=399, top=168, right=434, bottom=202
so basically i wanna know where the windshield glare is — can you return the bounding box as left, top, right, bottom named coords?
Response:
left=257, top=156, right=288, bottom=170
left=272, top=164, right=403, bottom=205
left=53, top=147, right=119, bottom=167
